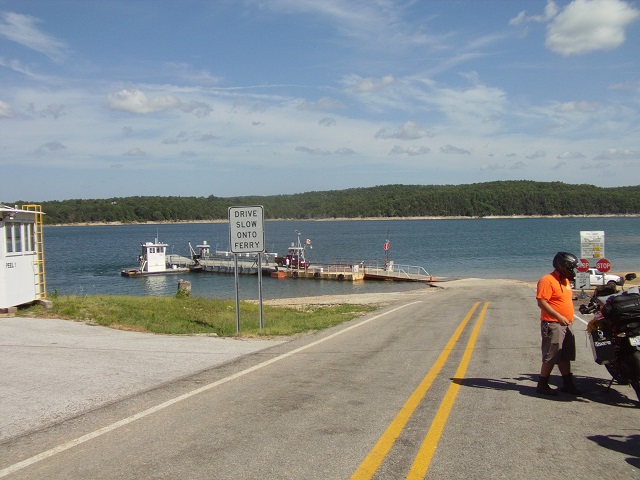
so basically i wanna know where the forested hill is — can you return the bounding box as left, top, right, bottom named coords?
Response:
left=15, top=181, right=640, bottom=225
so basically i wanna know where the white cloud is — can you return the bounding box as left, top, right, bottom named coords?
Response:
left=319, top=117, right=337, bottom=127
left=546, top=0, right=640, bottom=56
left=295, top=146, right=332, bottom=156
left=335, top=147, right=356, bottom=155
left=440, top=144, right=470, bottom=155
left=375, top=121, right=431, bottom=140
left=352, top=75, right=395, bottom=93
left=594, top=147, right=638, bottom=160
left=480, top=163, right=505, bottom=171
left=525, top=150, right=547, bottom=160
left=180, top=100, right=213, bottom=118
left=123, top=148, right=147, bottom=157
left=0, top=99, right=13, bottom=117
left=509, top=0, right=559, bottom=25
left=298, top=97, right=345, bottom=111
left=554, top=101, right=599, bottom=113
left=107, top=89, right=181, bottom=114
left=557, top=151, right=585, bottom=159
left=0, top=12, right=68, bottom=61
left=35, top=141, right=66, bottom=153
left=389, top=145, right=430, bottom=156
left=40, top=104, right=65, bottom=119
left=295, top=146, right=356, bottom=156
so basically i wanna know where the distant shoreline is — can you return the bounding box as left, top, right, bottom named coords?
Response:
left=46, top=213, right=640, bottom=227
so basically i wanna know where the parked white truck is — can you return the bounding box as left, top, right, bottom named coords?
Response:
left=584, top=268, right=624, bottom=288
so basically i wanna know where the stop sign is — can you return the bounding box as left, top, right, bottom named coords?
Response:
left=577, top=258, right=590, bottom=272
left=595, top=258, right=611, bottom=273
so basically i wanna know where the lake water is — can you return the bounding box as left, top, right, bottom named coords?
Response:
left=43, top=217, right=640, bottom=300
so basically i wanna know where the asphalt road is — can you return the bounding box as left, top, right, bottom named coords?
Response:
left=1, top=279, right=639, bottom=479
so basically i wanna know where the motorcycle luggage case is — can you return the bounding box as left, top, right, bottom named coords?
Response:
left=589, top=329, right=615, bottom=365
left=602, top=292, right=640, bottom=325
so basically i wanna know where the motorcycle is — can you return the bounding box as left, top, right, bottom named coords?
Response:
left=579, top=273, right=640, bottom=403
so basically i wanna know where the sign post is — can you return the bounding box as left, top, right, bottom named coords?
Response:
left=228, top=206, right=265, bottom=332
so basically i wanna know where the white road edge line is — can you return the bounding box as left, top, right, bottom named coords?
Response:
left=0, top=302, right=420, bottom=478
left=574, top=313, right=589, bottom=326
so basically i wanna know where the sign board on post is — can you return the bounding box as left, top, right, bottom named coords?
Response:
left=228, top=206, right=265, bottom=332
left=595, top=258, right=611, bottom=273
left=580, top=231, right=605, bottom=259
left=577, top=258, right=590, bottom=272
left=229, top=206, right=265, bottom=254
left=575, top=272, right=590, bottom=290
left=575, top=258, right=590, bottom=290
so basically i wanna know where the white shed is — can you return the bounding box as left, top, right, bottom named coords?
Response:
left=0, top=204, right=47, bottom=311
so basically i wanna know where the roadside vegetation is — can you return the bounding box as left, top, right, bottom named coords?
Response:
left=17, top=295, right=377, bottom=337
left=10, top=181, right=640, bottom=224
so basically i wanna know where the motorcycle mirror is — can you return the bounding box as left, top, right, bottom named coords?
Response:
left=625, top=272, right=637, bottom=281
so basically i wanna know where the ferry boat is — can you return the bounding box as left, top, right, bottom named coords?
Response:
left=275, top=231, right=311, bottom=269
left=121, top=239, right=190, bottom=277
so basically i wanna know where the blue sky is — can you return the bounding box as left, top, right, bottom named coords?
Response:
left=1, top=0, right=639, bottom=201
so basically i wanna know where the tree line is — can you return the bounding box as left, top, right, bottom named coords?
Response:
left=12, top=181, right=640, bottom=225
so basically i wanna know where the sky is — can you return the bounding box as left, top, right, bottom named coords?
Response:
left=1, top=0, right=639, bottom=202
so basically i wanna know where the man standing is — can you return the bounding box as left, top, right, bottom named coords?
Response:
left=536, top=251, right=582, bottom=396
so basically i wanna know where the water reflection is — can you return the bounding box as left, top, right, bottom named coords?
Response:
left=140, top=275, right=172, bottom=297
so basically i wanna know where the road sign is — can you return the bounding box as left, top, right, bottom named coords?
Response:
left=580, top=231, right=605, bottom=259
left=383, top=241, right=390, bottom=251
left=575, top=271, right=590, bottom=290
left=228, top=206, right=266, bottom=333
left=595, top=258, right=611, bottom=273
left=228, top=206, right=265, bottom=254
left=577, top=258, right=590, bottom=272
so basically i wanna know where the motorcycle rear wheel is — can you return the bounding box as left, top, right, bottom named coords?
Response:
left=605, top=363, right=629, bottom=385
left=630, top=351, right=640, bottom=403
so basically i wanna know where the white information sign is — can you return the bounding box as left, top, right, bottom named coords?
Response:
left=580, top=230, right=605, bottom=259
left=574, top=271, right=590, bottom=290
left=228, top=206, right=265, bottom=254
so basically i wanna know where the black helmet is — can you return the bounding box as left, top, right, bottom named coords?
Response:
left=553, top=251, right=578, bottom=280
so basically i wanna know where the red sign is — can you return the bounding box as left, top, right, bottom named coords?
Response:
left=595, top=258, right=611, bottom=273
left=577, top=258, right=590, bottom=272
left=383, top=242, right=390, bottom=251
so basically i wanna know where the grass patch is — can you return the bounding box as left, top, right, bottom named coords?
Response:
left=17, top=296, right=377, bottom=337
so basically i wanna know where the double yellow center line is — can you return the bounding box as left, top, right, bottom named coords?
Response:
left=351, top=301, right=490, bottom=479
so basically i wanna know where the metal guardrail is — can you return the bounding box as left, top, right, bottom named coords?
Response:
left=364, top=263, right=431, bottom=279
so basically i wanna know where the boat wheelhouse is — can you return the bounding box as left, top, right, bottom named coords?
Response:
left=121, top=239, right=189, bottom=277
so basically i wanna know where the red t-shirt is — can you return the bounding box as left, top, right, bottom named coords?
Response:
left=536, top=271, right=574, bottom=323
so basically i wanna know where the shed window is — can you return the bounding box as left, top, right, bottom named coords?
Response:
left=25, top=223, right=36, bottom=252
left=5, top=222, right=13, bottom=253
left=14, top=223, right=22, bottom=253
left=4, top=222, right=32, bottom=254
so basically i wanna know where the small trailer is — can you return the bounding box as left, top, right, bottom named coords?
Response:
left=0, top=204, right=47, bottom=312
